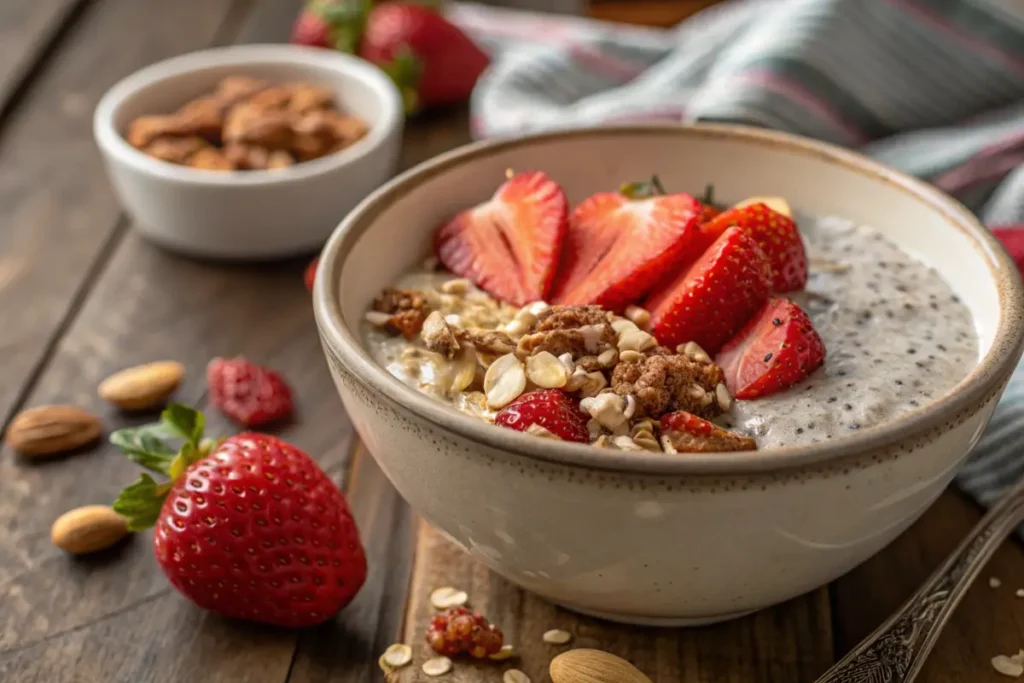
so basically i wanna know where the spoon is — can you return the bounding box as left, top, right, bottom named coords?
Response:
left=815, top=472, right=1024, bottom=683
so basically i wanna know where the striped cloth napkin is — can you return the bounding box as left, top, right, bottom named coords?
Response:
left=448, top=0, right=1024, bottom=520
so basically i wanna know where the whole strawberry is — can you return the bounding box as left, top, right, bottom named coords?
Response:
left=359, top=2, right=490, bottom=113
left=207, top=357, right=294, bottom=427
left=111, top=404, right=367, bottom=628
left=291, top=0, right=371, bottom=52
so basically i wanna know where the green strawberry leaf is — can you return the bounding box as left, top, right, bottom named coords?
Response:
left=113, top=473, right=172, bottom=532
left=700, top=183, right=715, bottom=206
left=320, top=0, right=371, bottom=53
left=620, top=174, right=666, bottom=200
left=382, top=47, right=423, bottom=114
left=160, top=403, right=204, bottom=447
left=109, top=426, right=176, bottom=476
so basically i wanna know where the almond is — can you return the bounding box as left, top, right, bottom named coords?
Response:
left=98, top=360, right=185, bottom=410
left=5, top=405, right=102, bottom=456
left=550, top=649, right=652, bottom=683
left=51, top=505, right=129, bottom=554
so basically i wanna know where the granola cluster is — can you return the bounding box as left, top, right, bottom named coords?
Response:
left=126, top=76, right=368, bottom=172
left=365, top=275, right=742, bottom=454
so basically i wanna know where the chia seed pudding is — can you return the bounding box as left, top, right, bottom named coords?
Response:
left=361, top=195, right=978, bottom=453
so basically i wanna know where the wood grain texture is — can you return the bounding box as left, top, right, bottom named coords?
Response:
left=391, top=525, right=833, bottom=683
left=0, top=0, right=86, bottom=115
left=0, top=0, right=242, bottom=428
left=833, top=489, right=1024, bottom=683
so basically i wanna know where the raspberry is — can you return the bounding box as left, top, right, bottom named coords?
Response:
left=207, top=357, right=294, bottom=427
left=426, top=607, right=504, bottom=659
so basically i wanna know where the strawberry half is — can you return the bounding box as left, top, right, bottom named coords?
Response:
left=696, top=203, right=807, bottom=292
left=494, top=389, right=589, bottom=443
left=111, top=404, right=367, bottom=628
left=715, top=296, right=825, bottom=399
left=660, top=411, right=756, bottom=452
left=435, top=170, right=568, bottom=307
left=552, top=176, right=702, bottom=311
left=646, top=226, right=773, bottom=354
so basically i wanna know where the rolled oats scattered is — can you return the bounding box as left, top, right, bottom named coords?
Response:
left=660, top=435, right=678, bottom=453
left=598, top=348, right=619, bottom=367
left=580, top=393, right=628, bottom=431
left=557, top=352, right=575, bottom=375
left=991, top=654, right=1024, bottom=678
left=578, top=371, right=609, bottom=398
left=612, top=435, right=643, bottom=451
left=527, top=423, right=562, bottom=439
left=618, top=327, right=656, bottom=353
left=449, top=347, right=478, bottom=394
left=633, top=431, right=661, bottom=452
left=1016, top=588, right=1024, bottom=598
left=625, top=304, right=651, bottom=328
left=484, top=354, right=527, bottom=409
left=381, top=644, right=413, bottom=669
left=631, top=419, right=656, bottom=437
left=504, top=670, right=531, bottom=683
left=422, top=311, right=460, bottom=359
left=619, top=349, right=643, bottom=364
left=680, top=341, right=711, bottom=364
left=489, top=644, right=517, bottom=661
left=422, top=656, right=453, bottom=677
left=542, top=629, right=573, bottom=645
left=503, top=317, right=532, bottom=339
left=610, top=317, right=637, bottom=334
left=715, top=382, right=733, bottom=411
left=364, top=311, right=392, bottom=327
left=440, top=278, right=471, bottom=294
left=429, top=586, right=469, bottom=610
left=990, top=577, right=1002, bottom=588
left=526, top=351, right=569, bottom=388
left=688, top=384, right=707, bottom=400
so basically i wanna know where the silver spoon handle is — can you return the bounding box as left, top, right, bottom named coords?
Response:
left=815, top=475, right=1024, bottom=683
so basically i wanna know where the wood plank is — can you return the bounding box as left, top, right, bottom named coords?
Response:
left=832, top=489, right=1024, bottom=683
left=387, top=524, right=833, bottom=683
left=0, top=0, right=85, bottom=116
left=0, top=0, right=246, bottom=428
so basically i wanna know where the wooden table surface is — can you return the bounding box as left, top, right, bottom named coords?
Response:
left=0, top=2, right=1021, bottom=682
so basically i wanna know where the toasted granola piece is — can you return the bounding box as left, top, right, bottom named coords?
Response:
left=214, top=76, right=270, bottom=106
left=187, top=147, right=235, bottom=171
left=287, top=83, right=335, bottom=114
left=517, top=305, right=617, bottom=358
left=422, top=311, right=461, bottom=359
left=611, top=353, right=725, bottom=419
left=457, top=328, right=515, bottom=356
left=223, top=103, right=293, bottom=149
left=143, top=136, right=210, bottom=164
left=373, top=288, right=433, bottom=340
left=661, top=411, right=756, bottom=453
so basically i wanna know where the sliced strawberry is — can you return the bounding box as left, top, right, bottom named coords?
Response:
left=660, top=411, right=756, bottom=452
left=494, top=390, right=589, bottom=443
left=715, top=297, right=825, bottom=399
left=696, top=203, right=807, bottom=292
left=552, top=178, right=701, bottom=311
left=646, top=226, right=772, bottom=353
left=697, top=183, right=721, bottom=223
left=435, top=171, right=568, bottom=307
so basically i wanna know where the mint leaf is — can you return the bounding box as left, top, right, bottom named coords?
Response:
left=112, top=473, right=171, bottom=531
left=160, top=403, right=204, bottom=447
left=110, top=427, right=175, bottom=476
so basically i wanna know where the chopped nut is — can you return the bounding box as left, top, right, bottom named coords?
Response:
left=127, top=115, right=184, bottom=148
left=484, top=354, right=526, bottom=408
left=175, top=97, right=225, bottom=141
left=619, top=350, right=643, bottom=364
left=598, top=348, right=619, bottom=367
left=577, top=371, right=608, bottom=398
left=458, top=328, right=515, bottom=356
left=365, top=311, right=392, bottom=327
left=542, top=629, right=572, bottom=645
left=246, top=86, right=293, bottom=110
left=715, top=383, right=732, bottom=411
left=612, top=435, right=644, bottom=451
left=557, top=352, right=575, bottom=375
left=143, top=136, right=210, bottom=164
left=187, top=147, right=234, bottom=170
left=625, top=304, right=650, bottom=328
left=580, top=393, right=627, bottom=431
left=623, top=394, right=637, bottom=420
left=223, top=143, right=270, bottom=170
left=992, top=653, right=1024, bottom=678
left=223, top=103, right=293, bottom=149
left=287, top=82, right=335, bottom=113
left=611, top=354, right=725, bottom=418
left=504, top=670, right=531, bottom=683
left=617, top=326, right=656, bottom=353
left=422, top=656, right=453, bottom=677
left=381, top=644, right=412, bottom=669
left=526, top=351, right=569, bottom=388
left=422, top=311, right=461, bottom=359
left=430, top=586, right=468, bottom=609
left=679, top=341, right=712, bottom=364
left=214, top=75, right=269, bottom=105
left=449, top=346, right=478, bottom=394
left=266, top=150, right=294, bottom=169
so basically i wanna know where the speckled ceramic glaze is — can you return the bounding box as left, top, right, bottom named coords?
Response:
left=313, top=124, right=1024, bottom=625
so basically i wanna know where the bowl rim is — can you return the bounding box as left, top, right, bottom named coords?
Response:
left=93, top=43, right=403, bottom=187
left=314, top=123, right=1024, bottom=476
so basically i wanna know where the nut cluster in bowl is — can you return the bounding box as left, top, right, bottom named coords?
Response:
left=126, top=75, right=368, bottom=172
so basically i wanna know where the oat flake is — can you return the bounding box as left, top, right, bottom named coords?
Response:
left=421, top=656, right=453, bottom=676
left=504, top=669, right=531, bottom=683
left=429, top=586, right=468, bottom=610
left=990, top=577, right=1002, bottom=588
left=381, top=643, right=412, bottom=669
left=542, top=628, right=572, bottom=645
left=992, top=654, right=1024, bottom=678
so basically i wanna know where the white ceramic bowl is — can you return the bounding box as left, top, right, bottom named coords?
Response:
left=314, top=125, right=1024, bottom=625
left=94, top=44, right=403, bottom=260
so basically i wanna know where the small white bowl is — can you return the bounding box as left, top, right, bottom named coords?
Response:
left=94, top=44, right=403, bottom=260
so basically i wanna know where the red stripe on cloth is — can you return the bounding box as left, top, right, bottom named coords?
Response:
left=888, top=0, right=1024, bottom=79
